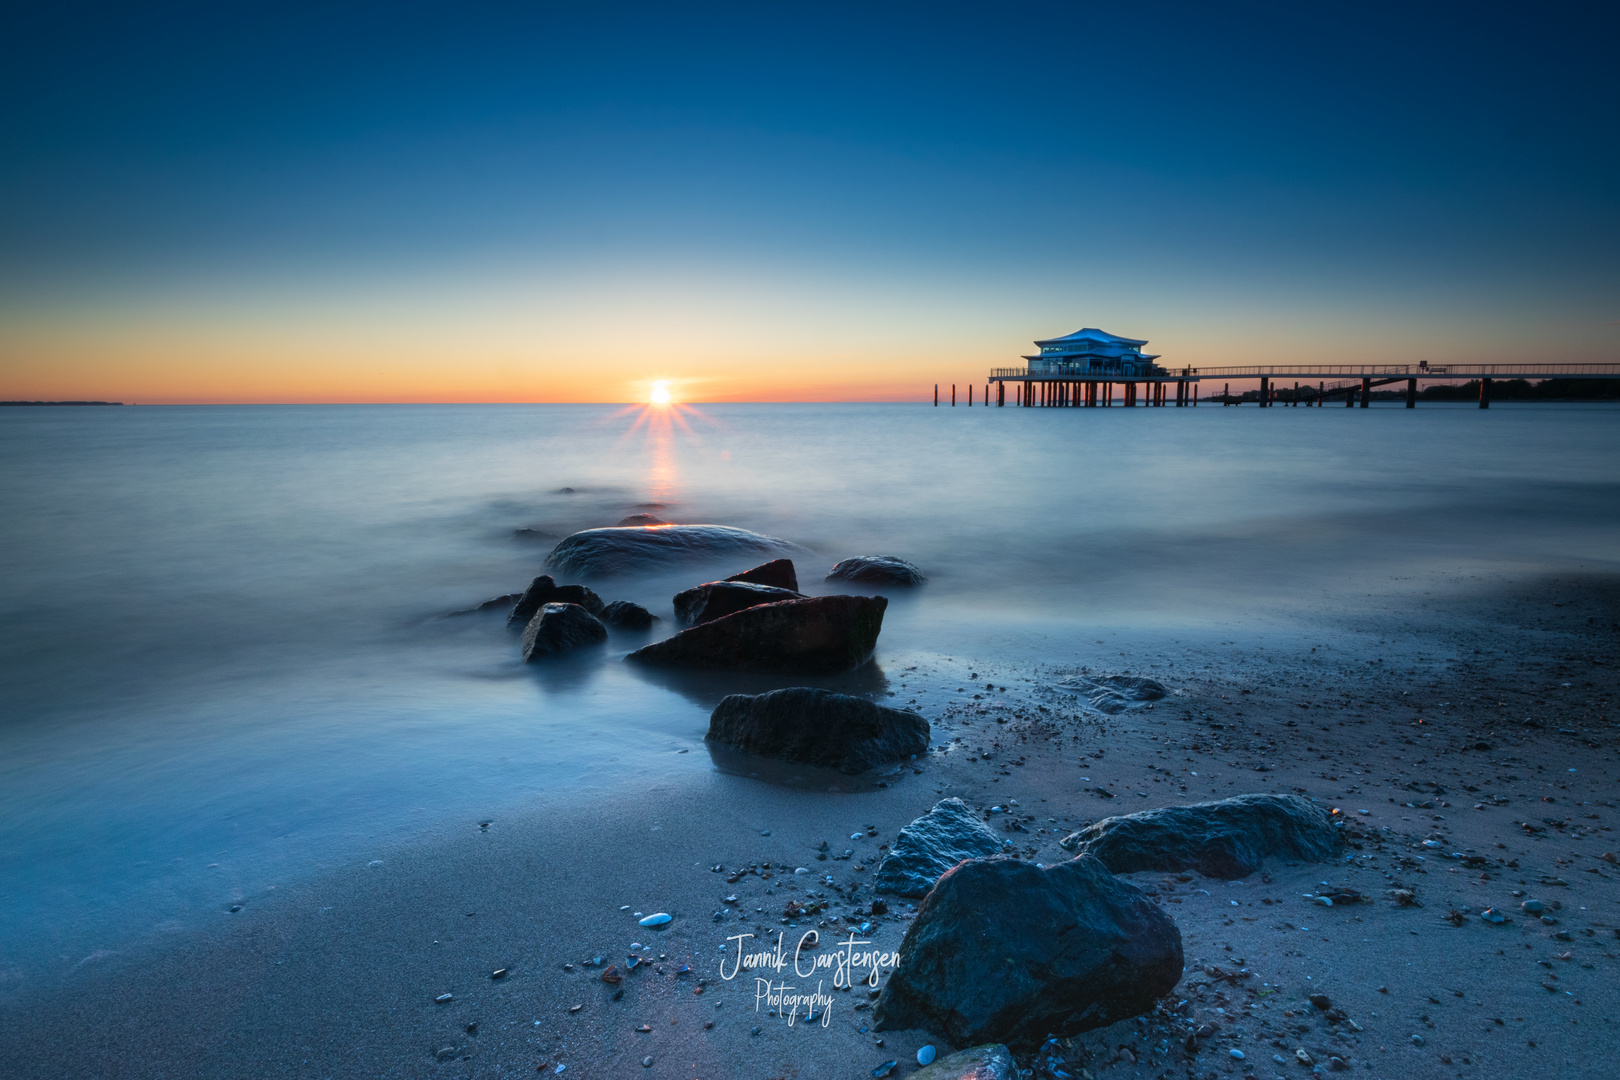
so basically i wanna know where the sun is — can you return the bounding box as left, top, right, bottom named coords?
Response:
left=649, top=381, right=673, bottom=405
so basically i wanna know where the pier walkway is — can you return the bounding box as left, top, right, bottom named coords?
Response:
left=967, top=362, right=1620, bottom=409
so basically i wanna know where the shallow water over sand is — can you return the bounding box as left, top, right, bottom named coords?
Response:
left=2, top=401, right=1618, bottom=979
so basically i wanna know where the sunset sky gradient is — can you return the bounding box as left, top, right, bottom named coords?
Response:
left=2, top=1, right=1616, bottom=402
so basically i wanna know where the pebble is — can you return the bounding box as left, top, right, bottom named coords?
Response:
left=917, top=1045, right=936, bottom=1066
left=1313, top=896, right=1333, bottom=907
left=642, top=1057, right=652, bottom=1067
left=491, top=968, right=507, bottom=979
left=435, top=993, right=453, bottom=1003
left=1295, top=1048, right=1314, bottom=1065
left=1308, top=994, right=1331, bottom=1011
left=1480, top=908, right=1507, bottom=924
left=872, top=1061, right=898, bottom=1078
left=1521, top=899, right=1545, bottom=913
left=639, top=913, right=672, bottom=927
left=1412, top=1035, right=1425, bottom=1046
left=1228, top=1049, right=1245, bottom=1060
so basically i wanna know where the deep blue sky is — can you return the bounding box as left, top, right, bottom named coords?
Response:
left=2, top=1, right=1617, bottom=399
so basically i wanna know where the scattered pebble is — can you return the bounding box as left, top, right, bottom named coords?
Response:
left=638, top=913, right=672, bottom=927
left=435, top=993, right=453, bottom=1004
left=917, top=1045, right=936, bottom=1066
left=1228, top=1048, right=1245, bottom=1060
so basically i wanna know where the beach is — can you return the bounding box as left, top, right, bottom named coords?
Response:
left=2, top=403, right=1618, bottom=1078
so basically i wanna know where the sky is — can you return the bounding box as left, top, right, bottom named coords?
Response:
left=1, top=0, right=1616, bottom=403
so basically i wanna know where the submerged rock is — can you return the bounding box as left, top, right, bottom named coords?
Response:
left=616, top=513, right=667, bottom=527
left=725, top=558, right=799, bottom=592
left=521, top=603, right=608, bottom=661
left=674, top=580, right=803, bottom=626
left=874, top=798, right=1006, bottom=897
left=507, top=575, right=606, bottom=625
left=1058, top=793, right=1339, bottom=879
left=1051, top=674, right=1167, bottom=714
left=625, top=594, right=886, bottom=674
left=547, top=525, right=800, bottom=577
left=874, top=854, right=1183, bottom=1051
left=600, top=600, right=657, bottom=630
left=908, top=1044, right=1015, bottom=1080
left=706, top=688, right=929, bottom=775
left=826, top=555, right=926, bottom=587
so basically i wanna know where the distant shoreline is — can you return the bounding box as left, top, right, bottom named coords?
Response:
left=0, top=400, right=124, bottom=406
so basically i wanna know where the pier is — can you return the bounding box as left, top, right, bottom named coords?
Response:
left=946, top=327, right=1620, bottom=409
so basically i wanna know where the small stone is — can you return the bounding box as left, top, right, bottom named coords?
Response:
left=872, top=1061, right=898, bottom=1078
left=1521, top=899, right=1545, bottom=914
left=1412, top=1035, right=1425, bottom=1046
left=917, top=1044, right=936, bottom=1066
left=570, top=1004, right=582, bottom=1013
left=491, top=968, right=508, bottom=979
left=1309, top=993, right=1331, bottom=1011
left=642, top=1057, right=653, bottom=1068
left=636, top=1024, right=652, bottom=1032
left=434, top=993, right=453, bottom=1004
left=639, top=913, right=672, bottom=927
left=1296, top=1048, right=1314, bottom=1065
left=1314, top=896, right=1333, bottom=907
left=1228, top=1048, right=1245, bottom=1060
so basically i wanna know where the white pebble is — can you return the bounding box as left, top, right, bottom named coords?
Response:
left=638, top=913, right=671, bottom=927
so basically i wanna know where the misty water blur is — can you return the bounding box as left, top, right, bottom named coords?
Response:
left=2, top=401, right=1617, bottom=981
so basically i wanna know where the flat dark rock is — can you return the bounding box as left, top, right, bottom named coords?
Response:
left=624, top=594, right=886, bottom=674
left=520, top=603, right=608, bottom=661
left=615, top=513, right=667, bottom=526
left=826, top=555, right=926, bottom=586
left=874, top=854, right=1183, bottom=1051
left=725, top=558, right=799, bottom=592
left=706, top=688, right=929, bottom=775
left=874, top=798, right=1007, bottom=897
left=507, top=575, right=606, bottom=625
left=600, top=600, right=657, bottom=630
left=909, top=1044, right=1017, bottom=1080
left=673, top=580, right=803, bottom=626
left=1051, top=674, right=1167, bottom=714
left=547, top=525, right=800, bottom=577
left=1058, top=793, right=1340, bottom=879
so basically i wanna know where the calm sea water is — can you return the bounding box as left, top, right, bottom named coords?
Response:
left=3, top=401, right=1618, bottom=982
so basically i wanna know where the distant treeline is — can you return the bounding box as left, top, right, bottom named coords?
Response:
left=0, top=400, right=125, bottom=406
left=1416, top=379, right=1620, bottom=401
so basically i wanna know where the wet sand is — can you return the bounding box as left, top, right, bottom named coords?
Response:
left=3, top=573, right=1618, bottom=1079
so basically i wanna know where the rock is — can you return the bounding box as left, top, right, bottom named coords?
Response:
left=826, top=555, right=926, bottom=586
left=521, top=603, right=609, bottom=661
left=507, top=575, right=606, bottom=625
left=874, top=798, right=1007, bottom=897
left=600, top=600, right=657, bottom=630
left=547, top=525, right=800, bottom=577
left=625, top=595, right=886, bottom=674
left=638, top=913, right=671, bottom=927
left=1309, top=993, right=1331, bottom=1011
left=1050, top=675, right=1167, bottom=715
left=1058, top=793, right=1339, bottom=879
left=674, top=580, right=804, bottom=626
left=617, top=513, right=667, bottom=526
left=874, top=854, right=1184, bottom=1052
left=435, top=993, right=453, bottom=1003
left=476, top=592, right=523, bottom=612
left=907, top=1044, right=1015, bottom=1080
left=916, top=1045, right=936, bottom=1066
left=706, top=688, right=930, bottom=775
left=726, top=558, right=799, bottom=592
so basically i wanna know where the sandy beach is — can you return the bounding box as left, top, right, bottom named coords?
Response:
left=5, top=568, right=1615, bottom=1080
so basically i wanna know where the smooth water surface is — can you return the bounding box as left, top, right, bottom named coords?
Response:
left=2, top=401, right=1617, bottom=983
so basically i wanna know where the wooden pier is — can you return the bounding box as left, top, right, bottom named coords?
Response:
left=960, top=362, right=1620, bottom=410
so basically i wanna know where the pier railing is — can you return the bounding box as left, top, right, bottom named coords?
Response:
left=989, top=362, right=1620, bottom=381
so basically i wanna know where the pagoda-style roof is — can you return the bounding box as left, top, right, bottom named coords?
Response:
left=1033, top=328, right=1150, bottom=347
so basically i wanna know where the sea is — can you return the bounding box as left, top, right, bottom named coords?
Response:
left=2, top=401, right=1617, bottom=986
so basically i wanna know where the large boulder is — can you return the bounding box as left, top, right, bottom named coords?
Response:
left=600, top=600, right=657, bottom=630
left=909, top=1044, right=1016, bottom=1080
left=706, top=688, right=929, bottom=775
left=874, top=854, right=1183, bottom=1051
left=1058, top=793, right=1339, bottom=879
left=624, top=595, right=885, bottom=674
left=874, top=798, right=1007, bottom=897
left=506, top=575, right=605, bottom=625
left=673, top=580, right=803, bottom=626
left=546, top=525, right=800, bottom=576
left=725, top=558, right=799, bottom=592
left=826, top=555, right=926, bottom=587
left=520, top=602, right=608, bottom=661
